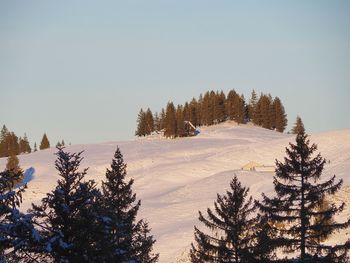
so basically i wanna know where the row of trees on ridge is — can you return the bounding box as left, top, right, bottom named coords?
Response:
left=135, top=89, right=288, bottom=138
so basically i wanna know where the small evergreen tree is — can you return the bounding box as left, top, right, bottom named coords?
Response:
left=6, top=154, right=21, bottom=174
left=101, top=147, right=158, bottom=262
left=0, top=170, right=40, bottom=262
left=292, top=115, right=305, bottom=134
left=133, top=220, right=159, bottom=263
left=257, top=129, right=350, bottom=262
left=190, top=175, right=256, bottom=263
left=39, top=133, right=50, bottom=150
left=30, top=148, right=105, bottom=262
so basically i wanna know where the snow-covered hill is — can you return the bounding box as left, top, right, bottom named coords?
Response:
left=1, top=122, right=350, bottom=262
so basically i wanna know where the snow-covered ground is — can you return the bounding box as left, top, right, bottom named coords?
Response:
left=1, top=122, right=350, bottom=262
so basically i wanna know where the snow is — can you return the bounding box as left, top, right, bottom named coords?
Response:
left=1, top=122, right=350, bottom=262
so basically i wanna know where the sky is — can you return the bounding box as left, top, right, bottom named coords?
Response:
left=1, top=1, right=350, bottom=145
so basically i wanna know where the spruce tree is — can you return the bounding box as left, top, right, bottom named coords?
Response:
left=225, top=89, right=238, bottom=121
left=153, top=112, right=161, bottom=132
left=256, top=94, right=272, bottom=129
left=133, top=220, right=159, bottom=263
left=39, top=133, right=50, bottom=150
left=248, top=90, right=258, bottom=123
left=136, top=108, right=147, bottom=136
left=189, top=98, right=199, bottom=127
left=234, top=94, right=246, bottom=124
left=101, top=147, right=158, bottom=262
left=257, top=129, right=350, bottom=262
left=30, top=148, right=105, bottom=262
left=164, top=102, right=176, bottom=138
left=273, top=97, right=287, bottom=132
left=190, top=176, right=256, bottom=263
left=0, top=125, right=9, bottom=157
left=6, top=154, right=21, bottom=174
left=0, top=170, right=41, bottom=262
left=145, top=108, right=155, bottom=135
left=159, top=108, right=166, bottom=131
left=176, top=105, right=185, bottom=137
left=292, top=116, right=305, bottom=134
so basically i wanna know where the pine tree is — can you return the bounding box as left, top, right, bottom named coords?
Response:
left=213, top=91, right=226, bottom=123
left=292, top=115, right=305, bottom=134
left=7, top=132, right=20, bottom=156
left=190, top=175, right=256, bottom=262
left=133, top=220, right=159, bottom=263
left=101, top=147, right=158, bottom=262
left=225, top=89, right=238, bottom=121
left=159, top=108, right=166, bottom=130
left=176, top=105, right=185, bottom=137
left=30, top=148, right=105, bottom=262
left=135, top=108, right=147, bottom=136
left=39, top=133, right=50, bottom=150
left=56, top=141, right=62, bottom=148
left=6, top=154, right=21, bottom=174
left=256, top=94, right=272, bottom=129
left=273, top=97, right=287, bottom=132
left=164, top=102, right=176, bottom=138
left=0, top=169, right=41, bottom=262
left=153, top=112, right=161, bottom=132
left=61, top=140, right=65, bottom=146
left=257, top=129, right=350, bottom=262
left=0, top=125, right=9, bottom=157
left=234, top=94, right=246, bottom=124
left=145, top=108, right=155, bottom=135
left=248, top=90, right=258, bottom=123
left=189, top=98, right=199, bottom=127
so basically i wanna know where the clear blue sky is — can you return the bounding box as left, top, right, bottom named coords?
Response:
left=1, top=1, right=349, bottom=145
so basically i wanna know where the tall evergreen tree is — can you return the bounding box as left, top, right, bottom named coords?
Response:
left=234, top=94, right=246, bottom=124
left=145, top=108, right=155, bottom=135
left=225, top=89, right=238, bottom=121
left=248, top=90, right=258, bottom=123
left=176, top=105, right=185, bottom=137
left=0, top=125, right=9, bottom=157
left=189, top=98, right=199, bottom=127
left=164, top=102, right=176, bottom=138
left=257, top=129, right=350, bottom=262
left=153, top=112, right=161, bottom=132
left=292, top=116, right=305, bottom=134
left=135, top=108, right=147, bottom=137
left=101, top=147, right=158, bottom=262
left=213, top=91, right=226, bottom=123
left=159, top=108, right=166, bottom=131
left=30, top=148, right=105, bottom=262
left=273, top=97, right=288, bottom=132
left=190, top=176, right=256, bottom=263
left=39, top=133, right=50, bottom=150
left=256, top=94, right=272, bottom=129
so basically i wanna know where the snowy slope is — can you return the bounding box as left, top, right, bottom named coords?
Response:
left=1, top=122, right=350, bottom=262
